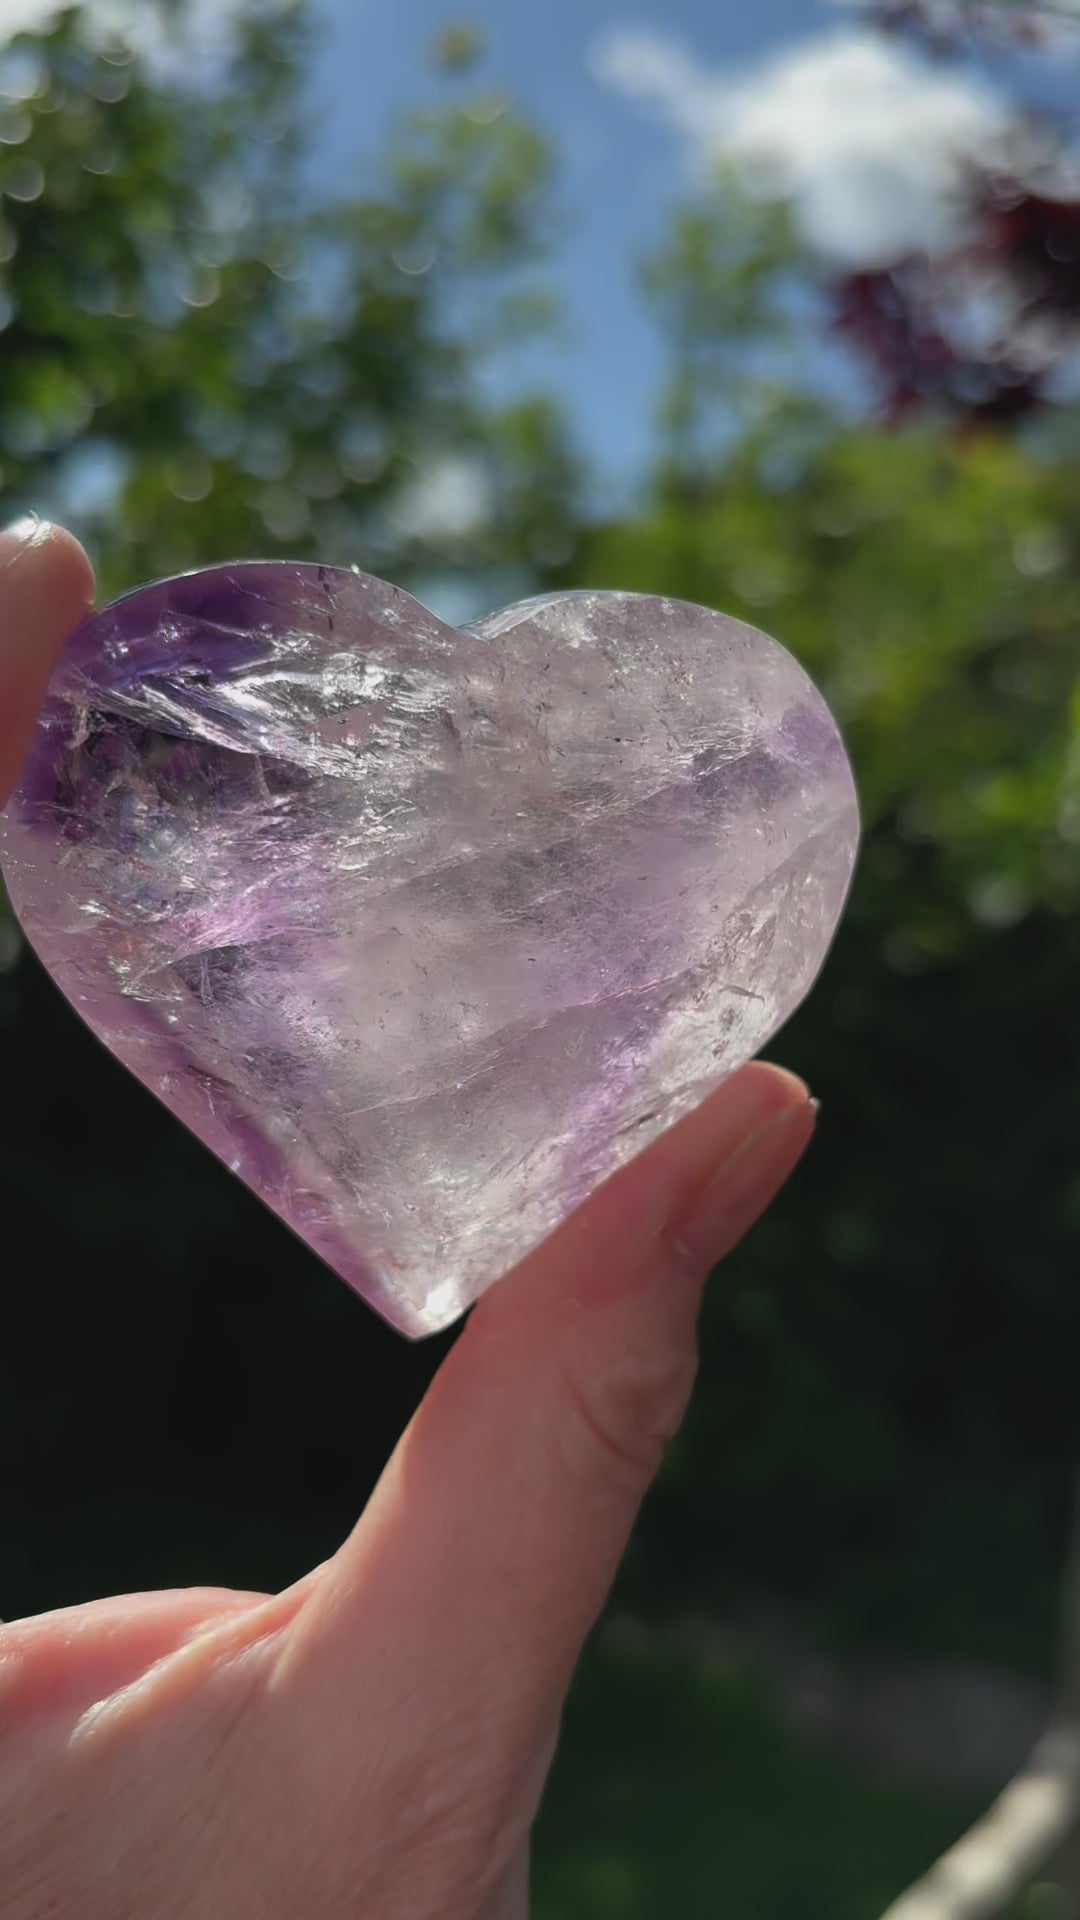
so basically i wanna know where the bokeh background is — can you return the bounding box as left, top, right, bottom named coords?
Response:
left=3, top=1, right=1080, bottom=1914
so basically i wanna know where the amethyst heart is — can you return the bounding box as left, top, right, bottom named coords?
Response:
left=0, top=564, right=858, bottom=1335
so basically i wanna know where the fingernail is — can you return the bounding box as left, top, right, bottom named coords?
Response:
left=0, top=513, right=48, bottom=562
left=671, top=1096, right=819, bottom=1271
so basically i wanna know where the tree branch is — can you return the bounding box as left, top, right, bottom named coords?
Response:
left=879, top=1725, right=1080, bottom=1920
left=883, top=1479, right=1080, bottom=1920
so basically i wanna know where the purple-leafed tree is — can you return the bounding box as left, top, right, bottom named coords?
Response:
left=832, top=1, right=1080, bottom=428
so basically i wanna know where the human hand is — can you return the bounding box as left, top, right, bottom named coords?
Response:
left=0, top=518, right=817, bottom=1920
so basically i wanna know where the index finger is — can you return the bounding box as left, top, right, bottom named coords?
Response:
left=0, top=518, right=95, bottom=807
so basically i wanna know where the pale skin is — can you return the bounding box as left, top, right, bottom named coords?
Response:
left=0, top=518, right=817, bottom=1919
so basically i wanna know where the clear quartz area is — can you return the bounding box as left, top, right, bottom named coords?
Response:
left=0, top=565, right=859, bottom=1336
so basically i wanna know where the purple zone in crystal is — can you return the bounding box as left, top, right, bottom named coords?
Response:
left=0, top=564, right=860, bottom=1336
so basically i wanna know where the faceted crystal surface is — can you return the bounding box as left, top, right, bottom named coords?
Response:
left=0, top=565, right=859, bottom=1336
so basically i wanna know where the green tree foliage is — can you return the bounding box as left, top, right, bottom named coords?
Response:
left=0, top=3, right=580, bottom=599
left=2, top=0, right=1078, bottom=1694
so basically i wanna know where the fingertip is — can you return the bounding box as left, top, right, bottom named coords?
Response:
left=547, top=1057, right=812, bottom=1283
left=0, top=519, right=96, bottom=807
left=0, top=518, right=96, bottom=609
left=667, top=1089, right=818, bottom=1274
left=728, top=1057, right=810, bottom=1113
left=44, top=523, right=96, bottom=609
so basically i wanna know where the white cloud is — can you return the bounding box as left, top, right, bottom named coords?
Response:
left=0, top=0, right=59, bottom=35
left=389, top=455, right=495, bottom=546
left=0, top=0, right=282, bottom=74
left=591, top=24, right=1013, bottom=266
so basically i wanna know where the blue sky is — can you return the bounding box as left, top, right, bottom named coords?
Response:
left=1, top=0, right=1072, bottom=501
left=300, top=0, right=1070, bottom=491
left=307, top=0, right=826, bottom=489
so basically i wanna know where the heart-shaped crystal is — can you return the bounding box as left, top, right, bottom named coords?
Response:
left=1, top=565, right=858, bottom=1335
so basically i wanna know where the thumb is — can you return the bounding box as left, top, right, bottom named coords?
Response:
left=0, top=518, right=95, bottom=807
left=274, top=1063, right=815, bottom=1781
